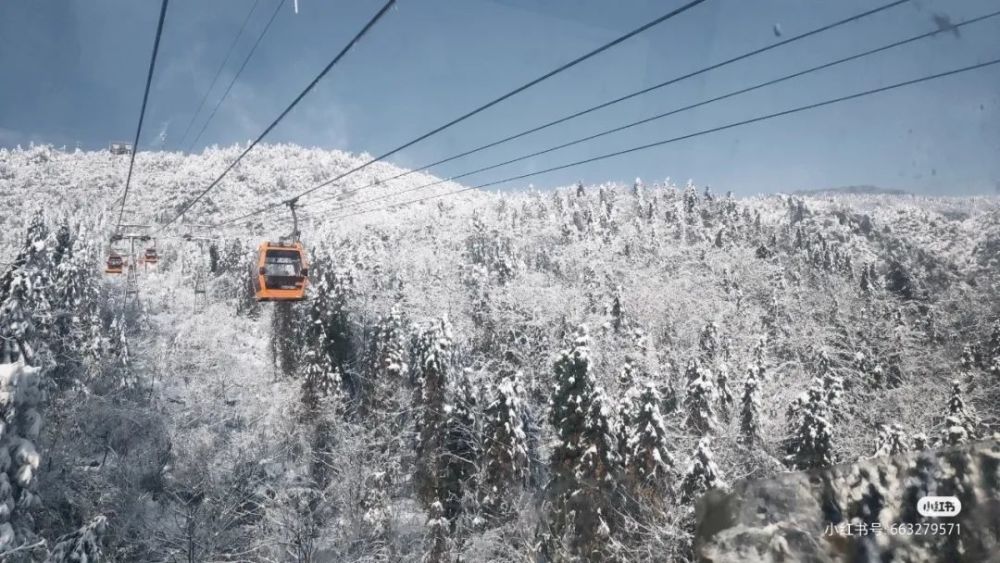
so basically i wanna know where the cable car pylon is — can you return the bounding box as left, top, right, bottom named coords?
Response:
left=254, top=198, right=309, bottom=302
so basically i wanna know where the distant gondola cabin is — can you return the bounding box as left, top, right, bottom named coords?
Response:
left=144, top=248, right=159, bottom=264
left=109, top=142, right=133, bottom=155
left=105, top=254, right=125, bottom=274
left=254, top=241, right=308, bottom=301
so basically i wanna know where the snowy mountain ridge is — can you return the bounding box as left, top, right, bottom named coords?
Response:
left=0, top=142, right=483, bottom=242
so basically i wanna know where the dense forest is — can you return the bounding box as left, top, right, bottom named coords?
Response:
left=1, top=143, right=998, bottom=561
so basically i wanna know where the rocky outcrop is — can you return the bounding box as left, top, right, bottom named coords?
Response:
left=695, top=440, right=1000, bottom=562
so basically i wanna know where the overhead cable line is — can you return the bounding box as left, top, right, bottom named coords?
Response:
left=324, top=58, right=1000, bottom=222
left=187, top=0, right=288, bottom=153
left=177, top=0, right=263, bottom=149
left=305, top=6, right=1000, bottom=218
left=291, top=0, right=912, bottom=214
left=218, top=0, right=712, bottom=226
left=159, top=0, right=397, bottom=232
left=116, top=0, right=171, bottom=230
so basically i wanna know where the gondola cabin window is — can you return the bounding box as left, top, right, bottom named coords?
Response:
left=264, top=250, right=302, bottom=276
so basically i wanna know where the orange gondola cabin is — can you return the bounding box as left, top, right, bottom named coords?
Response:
left=105, top=253, right=125, bottom=274
left=254, top=241, right=308, bottom=301
left=143, top=248, right=159, bottom=264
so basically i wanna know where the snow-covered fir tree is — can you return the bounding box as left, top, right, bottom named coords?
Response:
left=423, top=501, right=452, bottom=563
left=683, top=359, right=717, bottom=435
left=608, top=285, right=626, bottom=333
left=44, top=516, right=107, bottom=563
left=372, top=304, right=408, bottom=381
left=987, top=318, right=1000, bottom=376
left=480, top=370, right=529, bottom=521
left=568, top=389, right=620, bottom=560
left=698, top=322, right=720, bottom=363
left=941, top=380, right=980, bottom=445
left=715, top=363, right=734, bottom=422
left=414, top=317, right=454, bottom=506
left=679, top=437, right=726, bottom=504
left=548, top=325, right=595, bottom=493
left=546, top=326, right=621, bottom=560
left=300, top=338, right=344, bottom=413
left=682, top=182, right=698, bottom=214
left=440, top=369, right=479, bottom=523
left=737, top=360, right=762, bottom=448
left=785, top=386, right=834, bottom=470
left=623, top=382, right=675, bottom=501
left=814, top=349, right=843, bottom=410
left=306, top=265, right=355, bottom=394
left=367, top=303, right=409, bottom=418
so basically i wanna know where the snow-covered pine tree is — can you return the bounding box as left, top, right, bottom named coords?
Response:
left=616, top=356, right=638, bottom=464
left=368, top=304, right=408, bottom=406
left=548, top=325, right=595, bottom=496
left=440, top=369, right=479, bottom=523
left=814, top=349, right=843, bottom=411
left=422, top=500, right=452, bottom=563
left=683, top=359, right=717, bottom=435
left=360, top=465, right=394, bottom=541
left=860, top=262, right=874, bottom=293
left=682, top=182, right=698, bottom=215
left=0, top=215, right=61, bottom=555
left=0, top=362, right=43, bottom=554
left=624, top=382, right=675, bottom=501
left=567, top=389, right=620, bottom=560
left=313, top=267, right=356, bottom=395
left=679, top=437, right=726, bottom=504
left=0, top=220, right=54, bottom=360
left=414, top=317, right=453, bottom=507
left=49, top=228, right=100, bottom=382
left=480, top=371, right=529, bottom=521
left=632, top=177, right=643, bottom=199
left=874, top=423, right=908, bottom=457
left=698, top=322, right=719, bottom=363
left=960, top=344, right=977, bottom=372
left=737, top=361, right=762, bottom=448
left=357, top=307, right=411, bottom=546
left=716, top=363, right=733, bottom=422
left=941, top=380, right=980, bottom=445
left=608, top=285, right=626, bottom=333
left=987, top=318, right=1000, bottom=376
left=300, top=337, right=344, bottom=414
left=44, top=515, right=106, bottom=563
left=854, top=351, right=885, bottom=390
left=785, top=386, right=834, bottom=470
left=219, top=238, right=245, bottom=276
left=713, top=228, right=725, bottom=249
left=546, top=326, right=622, bottom=560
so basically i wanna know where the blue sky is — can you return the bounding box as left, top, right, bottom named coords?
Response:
left=1, top=0, right=998, bottom=196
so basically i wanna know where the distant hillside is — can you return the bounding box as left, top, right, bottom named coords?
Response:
left=0, top=143, right=481, bottom=249
left=793, top=184, right=910, bottom=196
